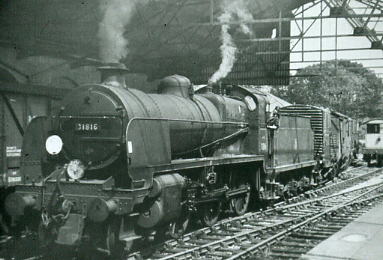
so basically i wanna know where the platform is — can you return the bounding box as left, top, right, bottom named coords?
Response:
left=302, top=201, right=383, bottom=260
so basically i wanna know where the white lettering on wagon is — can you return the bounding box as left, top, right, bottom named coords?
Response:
left=7, top=170, right=21, bottom=183
left=8, top=176, right=21, bottom=183
left=6, top=146, right=21, bottom=157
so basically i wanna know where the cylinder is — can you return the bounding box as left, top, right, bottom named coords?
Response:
left=137, top=200, right=164, bottom=228
left=148, top=178, right=162, bottom=198
left=5, top=193, right=36, bottom=216
left=149, top=174, right=185, bottom=198
left=138, top=173, right=185, bottom=228
left=87, top=198, right=118, bottom=222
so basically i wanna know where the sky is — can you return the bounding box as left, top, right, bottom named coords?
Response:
left=289, top=1, right=383, bottom=77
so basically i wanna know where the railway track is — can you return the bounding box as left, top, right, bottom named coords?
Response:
left=236, top=194, right=382, bottom=259
left=248, top=201, right=376, bottom=260
left=131, top=166, right=381, bottom=258
left=1, top=166, right=382, bottom=260
left=138, top=166, right=383, bottom=260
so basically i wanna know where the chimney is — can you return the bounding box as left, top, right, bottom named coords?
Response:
left=206, top=80, right=214, bottom=93
left=98, top=63, right=129, bottom=88
left=206, top=80, right=223, bottom=93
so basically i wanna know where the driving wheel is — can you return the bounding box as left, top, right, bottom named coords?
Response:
left=168, top=213, right=190, bottom=239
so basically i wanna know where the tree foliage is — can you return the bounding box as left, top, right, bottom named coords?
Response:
left=271, top=60, right=383, bottom=119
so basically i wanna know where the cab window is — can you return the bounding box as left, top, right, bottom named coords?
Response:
left=367, top=124, right=380, bottom=134
left=244, top=96, right=257, bottom=111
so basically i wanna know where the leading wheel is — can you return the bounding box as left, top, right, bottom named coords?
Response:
left=200, top=201, right=221, bottom=227
left=168, top=213, right=190, bottom=239
left=106, top=218, right=133, bottom=259
left=87, top=218, right=132, bottom=259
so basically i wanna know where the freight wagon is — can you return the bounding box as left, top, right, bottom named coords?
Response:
left=0, top=80, right=65, bottom=187
left=279, top=105, right=354, bottom=179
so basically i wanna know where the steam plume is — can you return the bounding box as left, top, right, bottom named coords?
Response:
left=209, top=10, right=237, bottom=84
left=232, top=2, right=254, bottom=36
left=209, top=0, right=254, bottom=84
left=98, top=0, right=143, bottom=63
left=225, top=0, right=254, bottom=36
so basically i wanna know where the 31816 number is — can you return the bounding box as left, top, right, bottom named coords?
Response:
left=75, top=123, right=99, bottom=131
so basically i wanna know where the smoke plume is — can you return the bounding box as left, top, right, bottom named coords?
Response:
left=209, top=0, right=254, bottom=84
left=98, top=0, right=143, bottom=63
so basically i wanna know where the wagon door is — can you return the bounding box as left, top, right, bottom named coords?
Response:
left=330, top=116, right=341, bottom=161
left=1, top=94, right=25, bottom=186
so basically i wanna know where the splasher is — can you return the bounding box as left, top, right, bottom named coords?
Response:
left=98, top=0, right=146, bottom=63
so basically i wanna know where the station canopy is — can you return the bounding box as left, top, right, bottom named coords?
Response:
left=0, top=0, right=313, bottom=85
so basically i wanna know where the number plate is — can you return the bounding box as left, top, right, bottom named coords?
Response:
left=75, top=123, right=100, bottom=131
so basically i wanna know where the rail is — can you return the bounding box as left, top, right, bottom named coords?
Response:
left=143, top=166, right=383, bottom=260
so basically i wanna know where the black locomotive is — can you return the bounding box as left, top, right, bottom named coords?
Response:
left=4, top=64, right=355, bottom=257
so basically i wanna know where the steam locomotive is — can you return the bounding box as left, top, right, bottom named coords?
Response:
left=4, top=64, right=355, bottom=257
